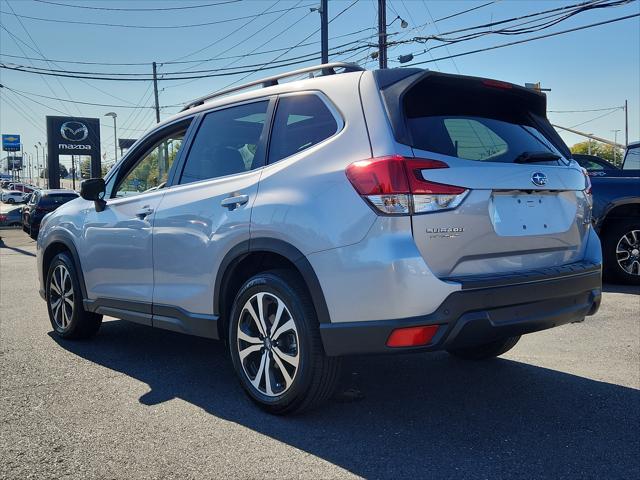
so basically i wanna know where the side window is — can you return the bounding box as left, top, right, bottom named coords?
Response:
left=443, top=118, right=508, bottom=161
left=179, top=101, right=269, bottom=185
left=113, top=128, right=187, bottom=198
left=268, top=94, right=339, bottom=163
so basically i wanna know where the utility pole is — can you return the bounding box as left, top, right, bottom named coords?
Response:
left=71, top=155, right=76, bottom=191
left=321, top=0, right=328, bottom=64
left=378, top=0, right=387, bottom=69
left=624, top=99, right=628, bottom=147
left=152, top=62, right=161, bottom=123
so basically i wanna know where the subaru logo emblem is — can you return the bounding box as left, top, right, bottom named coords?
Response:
left=60, top=121, right=89, bottom=142
left=531, top=172, right=547, bottom=187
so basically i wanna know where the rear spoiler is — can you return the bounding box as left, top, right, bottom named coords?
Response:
left=374, top=69, right=571, bottom=160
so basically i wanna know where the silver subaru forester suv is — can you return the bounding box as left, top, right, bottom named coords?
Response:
left=37, top=63, right=602, bottom=413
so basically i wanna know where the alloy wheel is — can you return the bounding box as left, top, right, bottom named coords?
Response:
left=49, top=264, right=74, bottom=329
left=237, top=292, right=300, bottom=397
left=616, top=229, right=640, bottom=276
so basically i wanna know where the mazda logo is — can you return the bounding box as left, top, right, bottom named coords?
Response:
left=60, top=121, right=89, bottom=142
left=531, top=172, right=547, bottom=187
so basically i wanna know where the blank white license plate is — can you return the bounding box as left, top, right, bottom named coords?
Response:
left=490, top=192, right=575, bottom=236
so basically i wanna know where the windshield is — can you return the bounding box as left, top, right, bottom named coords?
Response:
left=407, top=115, right=563, bottom=163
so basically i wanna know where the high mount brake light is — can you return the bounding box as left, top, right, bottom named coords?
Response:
left=346, top=156, right=469, bottom=215
left=482, top=79, right=513, bottom=90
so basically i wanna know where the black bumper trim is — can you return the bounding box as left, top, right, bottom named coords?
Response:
left=320, top=265, right=601, bottom=356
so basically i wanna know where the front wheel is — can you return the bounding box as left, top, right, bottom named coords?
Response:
left=447, top=336, right=521, bottom=360
left=228, top=270, right=340, bottom=414
left=46, top=253, right=102, bottom=339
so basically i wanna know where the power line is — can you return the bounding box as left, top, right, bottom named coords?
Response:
left=214, top=0, right=361, bottom=92
left=33, top=0, right=241, bottom=11
left=0, top=43, right=372, bottom=81
left=0, top=3, right=317, bottom=29
left=0, top=27, right=378, bottom=66
left=402, top=13, right=640, bottom=67
left=570, top=109, right=622, bottom=128
left=549, top=106, right=624, bottom=113
left=0, top=84, right=179, bottom=109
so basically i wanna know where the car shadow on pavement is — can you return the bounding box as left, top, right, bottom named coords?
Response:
left=50, top=320, right=639, bottom=479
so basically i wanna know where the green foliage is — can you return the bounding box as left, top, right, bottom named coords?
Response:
left=58, top=164, right=68, bottom=178
left=571, top=141, right=625, bottom=167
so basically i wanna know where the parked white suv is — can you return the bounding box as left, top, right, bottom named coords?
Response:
left=37, top=63, right=602, bottom=413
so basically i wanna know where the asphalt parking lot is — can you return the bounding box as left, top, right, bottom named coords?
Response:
left=1, top=228, right=638, bottom=480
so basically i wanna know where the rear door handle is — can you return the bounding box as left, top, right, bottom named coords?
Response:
left=221, top=194, right=249, bottom=211
left=135, top=206, right=154, bottom=219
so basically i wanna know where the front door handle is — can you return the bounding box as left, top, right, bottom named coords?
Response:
left=221, top=194, right=249, bottom=211
left=135, top=206, right=154, bottom=219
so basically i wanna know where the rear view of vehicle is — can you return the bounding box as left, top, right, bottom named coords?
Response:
left=319, top=69, right=602, bottom=360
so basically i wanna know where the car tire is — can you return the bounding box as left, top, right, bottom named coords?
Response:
left=602, top=220, right=640, bottom=285
left=7, top=198, right=14, bottom=204
left=228, top=269, right=340, bottom=415
left=29, top=222, right=38, bottom=240
left=46, top=252, right=102, bottom=340
left=446, top=336, right=521, bottom=360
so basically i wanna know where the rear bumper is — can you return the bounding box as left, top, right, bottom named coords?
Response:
left=320, top=261, right=602, bottom=356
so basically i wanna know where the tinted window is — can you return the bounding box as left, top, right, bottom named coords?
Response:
left=268, top=94, right=338, bottom=163
left=39, top=194, right=78, bottom=207
left=180, top=101, right=268, bottom=184
left=408, top=115, right=561, bottom=163
left=115, top=127, right=187, bottom=198
left=623, top=147, right=640, bottom=170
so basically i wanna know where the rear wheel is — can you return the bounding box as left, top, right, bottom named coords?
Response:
left=447, top=336, right=520, bottom=360
left=228, top=270, right=340, bottom=414
left=6, top=198, right=15, bottom=204
left=603, top=220, right=640, bottom=285
left=46, top=253, right=102, bottom=339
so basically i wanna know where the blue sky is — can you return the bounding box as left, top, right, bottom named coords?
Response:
left=1, top=0, right=639, bottom=169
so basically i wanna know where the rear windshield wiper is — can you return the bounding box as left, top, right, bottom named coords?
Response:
left=513, top=151, right=560, bottom=164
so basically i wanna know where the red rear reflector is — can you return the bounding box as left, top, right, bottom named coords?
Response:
left=482, top=79, right=513, bottom=90
left=405, top=159, right=466, bottom=195
left=386, top=325, right=439, bottom=348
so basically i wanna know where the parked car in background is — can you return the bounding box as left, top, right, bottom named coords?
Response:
left=8, top=183, right=37, bottom=194
left=1, top=190, right=28, bottom=204
left=587, top=141, right=640, bottom=284
left=0, top=206, right=23, bottom=227
left=0, top=180, right=13, bottom=189
left=22, top=189, right=79, bottom=239
left=573, top=154, right=618, bottom=173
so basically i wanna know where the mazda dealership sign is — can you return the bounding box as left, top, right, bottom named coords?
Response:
left=46, top=116, right=101, bottom=188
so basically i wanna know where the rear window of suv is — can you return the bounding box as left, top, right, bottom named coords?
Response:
left=408, top=115, right=561, bottom=162
left=39, top=194, right=78, bottom=207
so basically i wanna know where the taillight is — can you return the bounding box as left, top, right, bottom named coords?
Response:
left=0, top=215, right=6, bottom=222
left=346, top=155, right=469, bottom=215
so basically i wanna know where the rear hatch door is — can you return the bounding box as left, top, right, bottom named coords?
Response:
left=380, top=72, right=590, bottom=278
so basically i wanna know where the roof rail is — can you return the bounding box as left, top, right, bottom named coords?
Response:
left=180, top=62, right=364, bottom=112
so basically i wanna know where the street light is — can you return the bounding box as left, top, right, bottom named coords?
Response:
left=105, top=112, right=118, bottom=163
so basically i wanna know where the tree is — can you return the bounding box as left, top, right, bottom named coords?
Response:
left=571, top=141, right=625, bottom=167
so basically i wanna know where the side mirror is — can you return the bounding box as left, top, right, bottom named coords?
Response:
left=80, top=178, right=106, bottom=212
